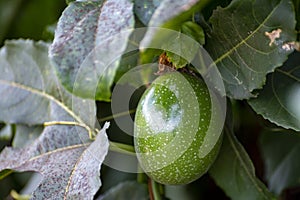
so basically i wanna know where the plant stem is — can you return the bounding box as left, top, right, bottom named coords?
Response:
left=10, top=190, right=30, bottom=200
left=98, top=109, right=136, bottom=122
left=0, top=169, right=13, bottom=180
left=109, top=141, right=136, bottom=156
left=44, top=121, right=93, bottom=139
left=137, top=165, right=148, bottom=184
left=44, top=121, right=137, bottom=157
left=148, top=179, right=163, bottom=200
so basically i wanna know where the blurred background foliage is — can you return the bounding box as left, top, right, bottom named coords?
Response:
left=0, top=0, right=66, bottom=46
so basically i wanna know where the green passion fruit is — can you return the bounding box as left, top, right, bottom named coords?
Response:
left=134, top=72, right=222, bottom=185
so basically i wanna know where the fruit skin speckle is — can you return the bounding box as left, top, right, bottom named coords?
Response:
left=134, top=72, right=222, bottom=185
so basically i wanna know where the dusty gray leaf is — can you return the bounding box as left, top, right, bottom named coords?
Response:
left=97, top=181, right=148, bottom=200
left=134, top=0, right=161, bottom=25
left=0, top=39, right=107, bottom=199
left=0, top=40, right=96, bottom=127
left=0, top=123, right=110, bottom=200
left=65, top=122, right=110, bottom=199
left=49, top=0, right=134, bottom=101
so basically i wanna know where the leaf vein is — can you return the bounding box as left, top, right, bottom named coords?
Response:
left=28, top=143, right=90, bottom=162
left=213, top=1, right=281, bottom=66
left=276, top=68, right=300, bottom=82
left=64, top=143, right=91, bottom=199
left=226, top=129, right=270, bottom=198
left=271, top=75, right=299, bottom=120
left=0, top=79, right=86, bottom=125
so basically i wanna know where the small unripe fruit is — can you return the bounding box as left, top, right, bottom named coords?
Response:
left=134, top=72, right=222, bottom=185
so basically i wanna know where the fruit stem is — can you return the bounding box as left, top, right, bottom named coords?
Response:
left=98, top=109, right=136, bottom=122
left=137, top=165, right=148, bottom=184
left=108, top=141, right=136, bottom=156
left=10, top=190, right=31, bottom=200
left=149, top=179, right=163, bottom=200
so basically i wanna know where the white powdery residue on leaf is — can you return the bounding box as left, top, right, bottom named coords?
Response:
left=65, top=122, right=110, bottom=199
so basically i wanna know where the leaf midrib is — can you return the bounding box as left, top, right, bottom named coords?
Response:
left=64, top=142, right=95, bottom=200
left=276, top=68, right=300, bottom=82
left=269, top=143, right=300, bottom=192
left=0, top=79, right=86, bottom=126
left=212, top=1, right=281, bottom=66
left=28, top=143, right=90, bottom=162
left=226, top=128, right=273, bottom=199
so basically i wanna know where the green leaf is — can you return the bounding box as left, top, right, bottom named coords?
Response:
left=201, top=0, right=232, bottom=20
left=0, top=40, right=96, bottom=127
left=205, top=0, right=297, bottom=99
left=181, top=21, right=205, bottom=45
left=0, top=125, right=13, bottom=141
left=259, top=130, right=300, bottom=193
left=209, top=127, right=276, bottom=200
left=0, top=169, right=13, bottom=180
left=114, top=50, right=140, bottom=83
left=161, top=21, right=206, bottom=69
left=155, top=20, right=206, bottom=70
left=0, top=0, right=22, bottom=44
left=140, top=0, right=211, bottom=64
left=134, top=0, right=161, bottom=25
left=259, top=130, right=300, bottom=195
left=248, top=51, right=300, bottom=131
left=0, top=123, right=110, bottom=199
left=145, top=0, right=210, bottom=32
left=293, top=0, right=300, bottom=30
left=0, top=0, right=66, bottom=44
left=42, top=23, right=57, bottom=41
left=49, top=0, right=135, bottom=101
left=66, top=0, right=75, bottom=4
left=96, top=181, right=148, bottom=200
left=166, top=51, right=189, bottom=69
left=163, top=36, right=191, bottom=69
left=12, top=125, right=43, bottom=148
